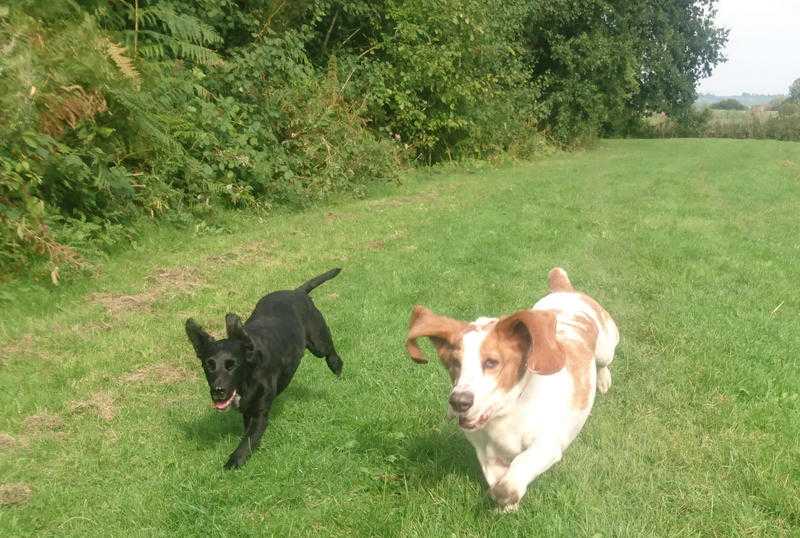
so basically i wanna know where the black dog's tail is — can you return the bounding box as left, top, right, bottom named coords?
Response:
left=297, top=268, right=341, bottom=294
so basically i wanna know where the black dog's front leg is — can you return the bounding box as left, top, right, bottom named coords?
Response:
left=224, top=404, right=271, bottom=470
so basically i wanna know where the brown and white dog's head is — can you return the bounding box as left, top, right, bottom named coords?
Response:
left=405, top=305, right=565, bottom=431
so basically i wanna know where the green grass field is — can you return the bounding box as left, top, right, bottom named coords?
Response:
left=1, top=139, right=799, bottom=536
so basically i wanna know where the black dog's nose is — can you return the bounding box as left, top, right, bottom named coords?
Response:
left=212, top=387, right=227, bottom=398
left=449, top=391, right=474, bottom=413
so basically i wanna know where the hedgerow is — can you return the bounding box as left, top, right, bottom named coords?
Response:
left=0, top=1, right=726, bottom=279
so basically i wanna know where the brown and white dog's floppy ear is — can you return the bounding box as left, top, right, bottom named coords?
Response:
left=405, top=305, right=467, bottom=364
left=495, top=310, right=565, bottom=375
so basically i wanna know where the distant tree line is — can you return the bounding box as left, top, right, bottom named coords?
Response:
left=710, top=99, right=747, bottom=111
left=639, top=77, right=800, bottom=140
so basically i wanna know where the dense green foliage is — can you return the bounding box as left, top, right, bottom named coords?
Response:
left=0, top=0, right=727, bottom=277
left=0, top=1, right=404, bottom=276
left=305, top=0, right=545, bottom=161
left=710, top=98, right=747, bottom=111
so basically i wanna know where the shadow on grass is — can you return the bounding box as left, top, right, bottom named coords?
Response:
left=351, top=418, right=481, bottom=486
left=349, top=420, right=497, bottom=513
left=402, top=427, right=480, bottom=486
left=176, top=383, right=326, bottom=445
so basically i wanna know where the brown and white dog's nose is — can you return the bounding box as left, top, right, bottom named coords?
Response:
left=449, top=391, right=474, bottom=413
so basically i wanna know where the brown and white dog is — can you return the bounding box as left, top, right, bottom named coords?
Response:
left=405, top=267, right=619, bottom=511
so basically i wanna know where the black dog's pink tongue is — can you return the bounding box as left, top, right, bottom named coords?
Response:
left=212, top=391, right=236, bottom=410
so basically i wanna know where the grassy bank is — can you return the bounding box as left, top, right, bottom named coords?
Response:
left=1, top=139, right=799, bottom=536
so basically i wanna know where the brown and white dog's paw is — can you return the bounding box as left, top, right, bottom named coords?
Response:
left=494, top=501, right=520, bottom=514
left=490, top=478, right=523, bottom=512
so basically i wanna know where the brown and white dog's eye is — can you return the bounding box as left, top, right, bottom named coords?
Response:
left=224, top=359, right=235, bottom=371
left=483, top=358, right=499, bottom=370
left=207, top=359, right=216, bottom=370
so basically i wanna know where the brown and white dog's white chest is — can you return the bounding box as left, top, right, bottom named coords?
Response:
left=463, top=366, right=594, bottom=463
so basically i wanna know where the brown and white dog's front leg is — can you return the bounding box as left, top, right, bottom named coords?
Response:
left=489, top=442, right=563, bottom=511
left=476, top=449, right=510, bottom=489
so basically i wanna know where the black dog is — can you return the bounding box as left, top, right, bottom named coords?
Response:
left=185, top=268, right=343, bottom=469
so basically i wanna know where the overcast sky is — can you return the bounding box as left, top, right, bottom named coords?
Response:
left=697, top=0, right=800, bottom=96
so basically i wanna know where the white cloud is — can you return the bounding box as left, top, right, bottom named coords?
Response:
left=697, top=0, right=800, bottom=95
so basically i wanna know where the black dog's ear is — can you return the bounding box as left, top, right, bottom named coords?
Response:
left=185, top=318, right=214, bottom=358
left=225, top=313, right=254, bottom=355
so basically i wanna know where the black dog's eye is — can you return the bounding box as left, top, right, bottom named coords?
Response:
left=224, top=360, right=235, bottom=371
left=206, top=360, right=216, bottom=370
left=483, top=358, right=499, bottom=370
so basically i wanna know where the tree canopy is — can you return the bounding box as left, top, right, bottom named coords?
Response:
left=789, top=78, right=800, bottom=103
left=523, top=0, right=728, bottom=139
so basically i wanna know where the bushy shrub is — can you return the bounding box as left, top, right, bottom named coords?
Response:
left=777, top=101, right=800, bottom=117
left=0, top=3, right=401, bottom=277
left=766, top=96, right=786, bottom=112
left=630, top=107, right=712, bottom=138
left=308, top=0, right=542, bottom=162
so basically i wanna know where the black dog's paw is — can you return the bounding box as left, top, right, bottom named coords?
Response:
left=224, top=452, right=248, bottom=470
left=326, top=354, right=343, bottom=377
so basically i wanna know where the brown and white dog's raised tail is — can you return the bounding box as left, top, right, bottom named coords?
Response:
left=548, top=267, right=574, bottom=293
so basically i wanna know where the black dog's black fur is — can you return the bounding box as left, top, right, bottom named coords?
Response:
left=185, top=268, right=343, bottom=469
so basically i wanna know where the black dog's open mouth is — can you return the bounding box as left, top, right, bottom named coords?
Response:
left=212, top=390, right=237, bottom=411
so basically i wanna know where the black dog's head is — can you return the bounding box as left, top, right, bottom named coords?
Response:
left=185, top=314, right=254, bottom=411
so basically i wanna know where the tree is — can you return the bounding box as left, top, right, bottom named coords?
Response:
left=789, top=78, right=800, bottom=103
left=522, top=0, right=728, bottom=140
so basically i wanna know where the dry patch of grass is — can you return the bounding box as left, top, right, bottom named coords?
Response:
left=147, top=266, right=204, bottom=292
left=23, top=412, right=64, bottom=434
left=0, top=334, right=38, bottom=363
left=88, top=291, right=155, bottom=316
left=363, top=229, right=407, bottom=252
left=89, top=266, right=204, bottom=317
left=203, top=240, right=282, bottom=268
left=0, top=432, right=20, bottom=449
left=1, top=333, right=34, bottom=355
left=324, top=211, right=358, bottom=222
left=366, top=239, right=386, bottom=251
left=120, top=363, right=196, bottom=385
left=0, top=483, right=32, bottom=507
left=68, top=391, right=116, bottom=421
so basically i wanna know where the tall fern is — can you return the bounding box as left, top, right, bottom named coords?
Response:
left=98, top=38, right=141, bottom=88
left=129, top=4, right=223, bottom=66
